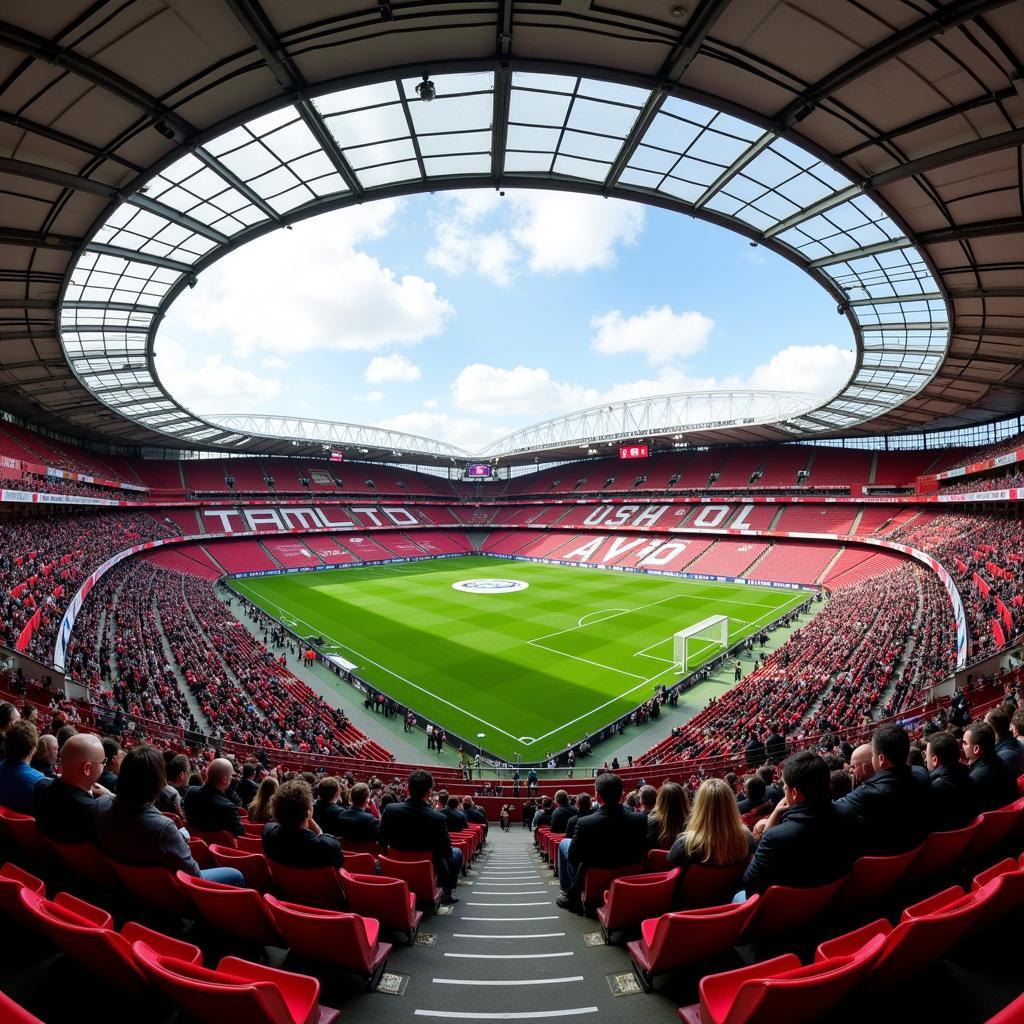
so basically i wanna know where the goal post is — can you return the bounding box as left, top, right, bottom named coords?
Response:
left=674, top=615, right=729, bottom=672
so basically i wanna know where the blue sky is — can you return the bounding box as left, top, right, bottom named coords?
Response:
left=158, top=188, right=853, bottom=451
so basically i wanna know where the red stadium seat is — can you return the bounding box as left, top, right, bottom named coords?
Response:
left=0, top=862, right=46, bottom=932
left=131, top=941, right=340, bottom=1024
left=0, top=990, right=44, bottom=1024
left=108, top=861, right=194, bottom=918
left=175, top=871, right=283, bottom=946
left=266, top=861, right=347, bottom=910
left=194, top=830, right=238, bottom=849
left=627, top=897, right=760, bottom=992
left=644, top=849, right=671, bottom=872
left=341, top=851, right=377, bottom=874
left=340, top=840, right=381, bottom=856
left=236, top=835, right=267, bottom=853
left=830, top=845, right=921, bottom=915
left=0, top=809, right=57, bottom=867
left=962, top=804, right=1022, bottom=866
left=988, top=992, right=1024, bottom=1024
left=379, top=855, right=441, bottom=913
left=739, top=877, right=845, bottom=943
left=48, top=840, right=120, bottom=889
left=581, top=861, right=645, bottom=912
left=596, top=868, right=680, bottom=943
left=901, top=818, right=980, bottom=889
left=188, top=837, right=217, bottom=869
left=677, top=933, right=886, bottom=1024
left=341, top=869, right=422, bottom=946
left=675, top=860, right=750, bottom=910
left=19, top=888, right=201, bottom=993
left=263, top=894, right=392, bottom=989
left=210, top=844, right=276, bottom=892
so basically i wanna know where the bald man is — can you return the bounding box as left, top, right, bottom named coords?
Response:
left=33, top=733, right=110, bottom=844
left=847, top=743, right=875, bottom=788
left=184, top=757, right=245, bottom=837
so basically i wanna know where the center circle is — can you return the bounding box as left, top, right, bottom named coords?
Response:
left=452, top=578, right=530, bottom=594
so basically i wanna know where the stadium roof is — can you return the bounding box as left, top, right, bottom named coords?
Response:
left=0, top=1, right=1022, bottom=465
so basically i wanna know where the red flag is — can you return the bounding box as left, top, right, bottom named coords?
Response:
left=973, top=572, right=991, bottom=599
left=955, top=558, right=968, bottom=573
left=992, top=618, right=1007, bottom=647
left=996, top=598, right=1013, bottom=633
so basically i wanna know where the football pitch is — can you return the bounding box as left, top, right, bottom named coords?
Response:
left=229, top=555, right=808, bottom=762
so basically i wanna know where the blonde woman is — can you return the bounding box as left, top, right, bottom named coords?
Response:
left=247, top=775, right=278, bottom=824
left=667, top=777, right=755, bottom=868
left=646, top=781, right=691, bottom=849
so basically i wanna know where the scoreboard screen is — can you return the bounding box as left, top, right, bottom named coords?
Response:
left=618, top=444, right=649, bottom=460
left=329, top=450, right=344, bottom=462
left=466, top=463, right=493, bottom=478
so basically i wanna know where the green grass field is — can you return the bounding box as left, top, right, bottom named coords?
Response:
left=229, top=556, right=806, bottom=762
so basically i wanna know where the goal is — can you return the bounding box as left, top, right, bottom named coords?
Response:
left=673, top=615, right=730, bottom=672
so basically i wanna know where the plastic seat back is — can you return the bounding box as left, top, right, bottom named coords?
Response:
left=131, top=941, right=321, bottom=1024
left=384, top=847, right=434, bottom=863
left=741, top=877, right=845, bottom=942
left=340, top=840, right=380, bottom=856
left=832, top=845, right=920, bottom=914
left=109, top=861, right=194, bottom=917
left=235, top=835, right=266, bottom=853
left=902, top=818, right=980, bottom=887
left=175, top=871, right=283, bottom=945
left=0, top=862, right=46, bottom=931
left=341, top=869, right=420, bottom=941
left=0, top=989, right=44, bottom=1023
left=210, top=843, right=276, bottom=892
left=0, top=808, right=57, bottom=867
left=342, top=851, right=377, bottom=874
left=379, top=855, right=441, bottom=909
left=49, top=840, right=120, bottom=888
left=266, top=860, right=346, bottom=910
left=596, top=868, right=680, bottom=940
left=676, top=859, right=749, bottom=909
left=582, top=861, right=644, bottom=910
left=963, top=805, right=1021, bottom=865
left=644, top=849, right=671, bottom=872
left=194, top=830, right=237, bottom=849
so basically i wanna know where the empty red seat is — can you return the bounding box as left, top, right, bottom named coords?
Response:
left=675, top=860, right=750, bottom=910
left=901, top=818, right=980, bottom=889
left=627, top=897, right=760, bottom=992
left=969, top=857, right=1024, bottom=931
left=596, top=868, right=680, bottom=943
left=831, top=845, right=921, bottom=915
left=48, top=840, right=120, bottom=889
left=188, top=837, right=217, bottom=869
left=740, top=877, right=845, bottom=943
left=132, top=941, right=340, bottom=1024
left=677, top=932, right=886, bottom=1024
left=0, top=990, right=44, bottom=1024
left=644, top=849, right=671, bottom=872
left=210, top=844, right=276, bottom=892
left=266, top=861, right=346, bottom=910
left=263, top=894, right=391, bottom=989
left=340, top=840, right=380, bottom=856
left=109, top=861, right=194, bottom=918
left=342, top=851, right=377, bottom=874
left=962, top=804, right=1022, bottom=866
left=0, top=809, right=57, bottom=867
left=194, top=830, right=238, bottom=849
left=19, top=888, right=201, bottom=993
left=236, top=835, right=267, bottom=854
left=176, top=871, right=283, bottom=946
left=379, top=854, right=441, bottom=912
left=0, top=862, right=46, bottom=932
left=581, top=861, right=645, bottom=911
left=814, top=884, right=988, bottom=989
left=342, top=869, right=422, bottom=945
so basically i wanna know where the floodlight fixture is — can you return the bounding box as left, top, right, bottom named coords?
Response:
left=416, top=75, right=436, bottom=102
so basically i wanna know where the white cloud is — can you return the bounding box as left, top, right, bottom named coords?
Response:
left=423, top=398, right=439, bottom=409
left=171, top=202, right=452, bottom=357
left=155, top=337, right=281, bottom=413
left=375, top=412, right=508, bottom=451
left=365, top=354, right=422, bottom=384
left=745, top=344, right=854, bottom=397
left=426, top=189, right=644, bottom=285
left=591, top=306, right=714, bottom=364
left=452, top=363, right=599, bottom=417
left=364, top=390, right=385, bottom=402
left=260, top=356, right=288, bottom=370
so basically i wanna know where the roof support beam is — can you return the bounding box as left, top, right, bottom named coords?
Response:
left=849, top=292, right=944, bottom=306
left=0, top=298, right=57, bottom=310
left=193, top=149, right=282, bottom=223
left=0, top=228, right=80, bottom=252
left=127, top=195, right=231, bottom=245
left=491, top=65, right=513, bottom=183
left=809, top=238, right=911, bottom=268
left=693, top=130, right=773, bottom=209
left=660, top=0, right=732, bottom=81
left=86, top=243, right=193, bottom=274
left=0, top=156, right=120, bottom=199
left=775, top=0, right=1016, bottom=129
left=916, top=218, right=1024, bottom=245
left=953, top=326, right=1024, bottom=340
left=762, top=184, right=861, bottom=239
left=867, top=128, right=1024, bottom=189
left=860, top=321, right=948, bottom=332
left=63, top=300, right=160, bottom=315
left=947, top=286, right=1024, bottom=300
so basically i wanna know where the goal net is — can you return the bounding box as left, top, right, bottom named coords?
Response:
left=673, top=615, right=729, bottom=672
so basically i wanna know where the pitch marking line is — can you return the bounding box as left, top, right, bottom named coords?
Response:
left=576, top=608, right=629, bottom=627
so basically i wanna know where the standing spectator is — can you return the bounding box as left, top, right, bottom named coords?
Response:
left=744, top=730, right=766, bottom=769
left=765, top=723, right=787, bottom=765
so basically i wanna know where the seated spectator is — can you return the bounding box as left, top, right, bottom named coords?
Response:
left=380, top=770, right=462, bottom=904
left=745, top=730, right=767, bottom=769
left=638, top=785, right=658, bottom=823
left=165, top=754, right=191, bottom=804
left=336, top=782, right=380, bottom=844
left=564, top=793, right=593, bottom=842
left=440, top=794, right=468, bottom=835
left=0, top=703, right=20, bottom=736
left=737, top=775, right=769, bottom=817
left=986, top=706, right=1024, bottom=777
left=532, top=796, right=554, bottom=838
left=262, top=780, right=343, bottom=869
left=926, top=730, right=977, bottom=831
left=98, top=737, right=123, bottom=792
left=30, top=734, right=58, bottom=779
left=235, top=762, right=259, bottom=806
left=964, top=721, right=1017, bottom=811
left=462, top=796, right=487, bottom=834
left=312, top=777, right=345, bottom=836
left=33, top=734, right=108, bottom=843
left=742, top=751, right=855, bottom=895
left=558, top=773, right=646, bottom=911
left=847, top=743, right=875, bottom=788
left=834, top=724, right=932, bottom=855
left=95, top=745, right=243, bottom=885
left=549, top=790, right=573, bottom=834
left=184, top=757, right=245, bottom=837
left=646, top=781, right=690, bottom=849
left=829, top=769, right=852, bottom=800
left=248, top=776, right=278, bottom=824
left=756, top=765, right=783, bottom=807
left=668, top=778, right=755, bottom=870
left=0, top=720, right=45, bottom=813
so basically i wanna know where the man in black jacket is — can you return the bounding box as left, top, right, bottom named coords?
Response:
left=742, top=751, right=855, bottom=896
left=33, top=733, right=109, bottom=844
left=744, top=731, right=767, bottom=769
left=765, top=724, right=787, bottom=765
left=312, top=777, right=346, bottom=837
left=184, top=757, right=245, bottom=837
left=380, top=770, right=461, bottom=902
left=964, top=722, right=1017, bottom=811
left=925, top=730, right=977, bottom=831
left=235, top=763, right=259, bottom=806
left=440, top=792, right=468, bottom=834
left=532, top=796, right=554, bottom=844
left=557, top=773, right=646, bottom=911
left=336, top=782, right=381, bottom=843
left=549, top=790, right=573, bottom=835
left=986, top=707, right=1024, bottom=778
left=834, top=724, right=933, bottom=856
left=262, top=779, right=343, bottom=868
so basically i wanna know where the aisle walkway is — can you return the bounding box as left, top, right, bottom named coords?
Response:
left=343, top=828, right=678, bottom=1024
